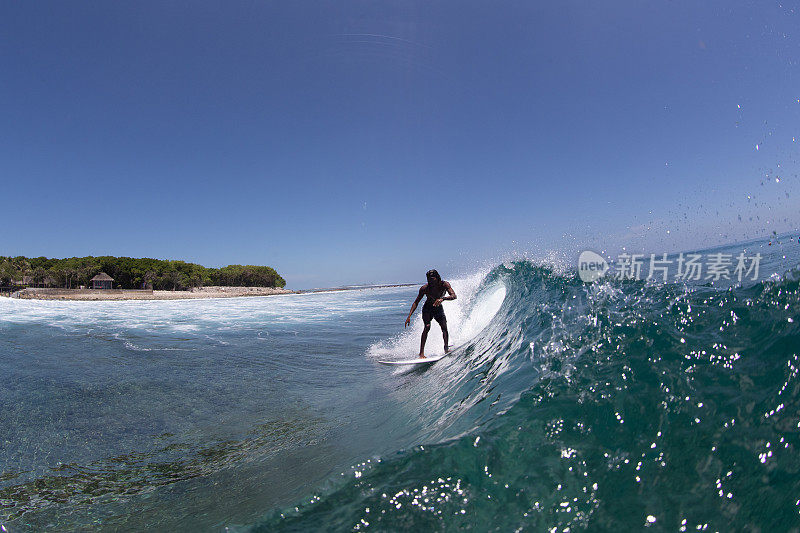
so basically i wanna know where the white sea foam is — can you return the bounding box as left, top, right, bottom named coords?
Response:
left=0, top=287, right=412, bottom=335
left=0, top=281, right=505, bottom=362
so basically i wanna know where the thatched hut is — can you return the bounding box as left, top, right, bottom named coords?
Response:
left=91, top=272, right=114, bottom=290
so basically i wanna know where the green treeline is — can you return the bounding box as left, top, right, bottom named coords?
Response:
left=0, top=256, right=286, bottom=291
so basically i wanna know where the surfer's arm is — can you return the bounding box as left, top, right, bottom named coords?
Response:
left=444, top=282, right=456, bottom=300
left=433, top=282, right=456, bottom=306
left=405, top=286, right=426, bottom=327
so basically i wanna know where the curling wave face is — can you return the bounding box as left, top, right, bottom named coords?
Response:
left=256, top=250, right=800, bottom=531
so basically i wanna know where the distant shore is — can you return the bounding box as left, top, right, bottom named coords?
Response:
left=6, top=283, right=416, bottom=301
left=10, top=286, right=295, bottom=301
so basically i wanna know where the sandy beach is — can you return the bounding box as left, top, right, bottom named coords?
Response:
left=11, top=286, right=296, bottom=301
left=6, top=284, right=417, bottom=300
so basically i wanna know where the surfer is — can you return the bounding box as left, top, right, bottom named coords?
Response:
left=405, top=269, right=457, bottom=358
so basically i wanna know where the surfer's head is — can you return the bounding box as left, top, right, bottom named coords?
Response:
left=426, top=269, right=441, bottom=282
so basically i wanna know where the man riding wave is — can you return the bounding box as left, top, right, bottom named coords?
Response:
left=405, top=269, right=457, bottom=358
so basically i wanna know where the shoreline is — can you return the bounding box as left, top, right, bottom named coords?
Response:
left=9, top=286, right=295, bottom=301
left=5, top=283, right=416, bottom=301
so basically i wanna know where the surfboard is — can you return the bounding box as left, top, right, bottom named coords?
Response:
left=377, top=345, right=456, bottom=366
left=377, top=353, right=447, bottom=365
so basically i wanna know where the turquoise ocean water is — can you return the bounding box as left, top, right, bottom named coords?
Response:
left=2, top=235, right=799, bottom=531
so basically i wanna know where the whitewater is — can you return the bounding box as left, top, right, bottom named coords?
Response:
left=1, top=235, right=799, bottom=531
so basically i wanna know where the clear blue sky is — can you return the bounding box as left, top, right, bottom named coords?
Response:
left=2, top=1, right=798, bottom=288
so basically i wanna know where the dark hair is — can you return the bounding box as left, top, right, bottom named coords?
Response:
left=426, top=269, right=441, bottom=281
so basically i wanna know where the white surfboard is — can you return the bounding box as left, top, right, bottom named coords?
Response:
left=377, top=345, right=457, bottom=366
left=377, top=353, right=447, bottom=365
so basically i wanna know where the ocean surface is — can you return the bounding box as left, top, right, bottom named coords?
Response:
left=2, top=236, right=799, bottom=532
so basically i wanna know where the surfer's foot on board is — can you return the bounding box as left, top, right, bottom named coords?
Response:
left=418, top=354, right=426, bottom=358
